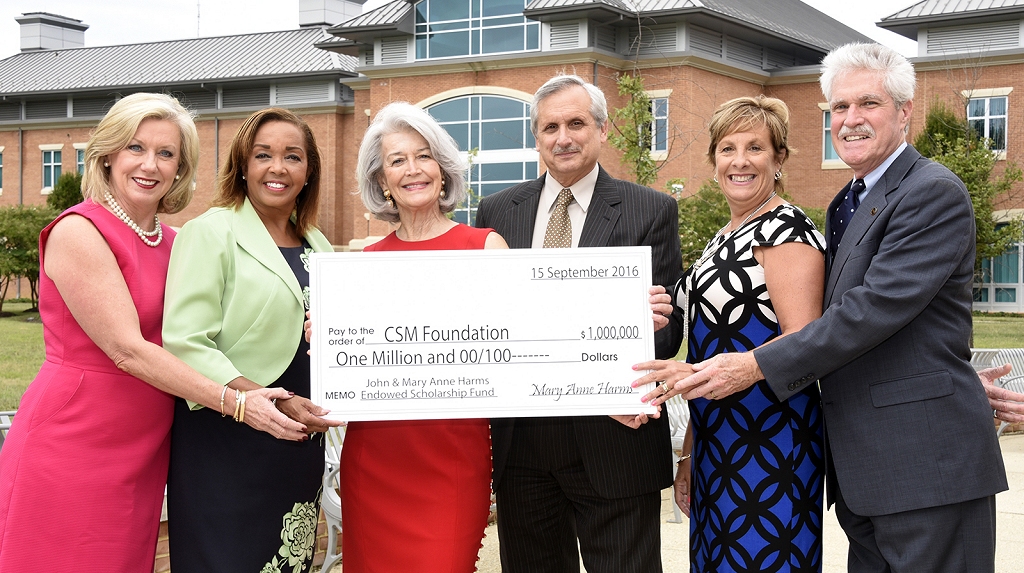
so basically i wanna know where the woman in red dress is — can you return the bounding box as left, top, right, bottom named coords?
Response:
left=340, top=102, right=508, bottom=572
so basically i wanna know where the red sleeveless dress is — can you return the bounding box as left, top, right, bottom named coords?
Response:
left=0, top=200, right=175, bottom=572
left=340, top=224, right=494, bottom=572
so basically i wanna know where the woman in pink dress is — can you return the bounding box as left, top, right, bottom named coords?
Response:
left=340, top=102, right=508, bottom=572
left=0, top=93, right=306, bottom=572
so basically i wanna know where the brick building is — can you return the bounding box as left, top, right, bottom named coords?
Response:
left=4, top=0, right=1024, bottom=307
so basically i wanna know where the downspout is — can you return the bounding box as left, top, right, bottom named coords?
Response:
left=17, top=127, right=23, bottom=298
left=18, top=127, right=23, bottom=205
left=214, top=117, right=219, bottom=179
left=593, top=61, right=598, bottom=85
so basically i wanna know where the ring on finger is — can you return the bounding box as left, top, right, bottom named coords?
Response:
left=710, top=390, right=716, bottom=400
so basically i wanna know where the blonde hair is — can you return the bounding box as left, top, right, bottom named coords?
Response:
left=213, top=108, right=322, bottom=237
left=82, top=92, right=199, bottom=214
left=706, top=95, right=792, bottom=193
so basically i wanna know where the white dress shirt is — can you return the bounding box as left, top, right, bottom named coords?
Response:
left=530, top=164, right=600, bottom=248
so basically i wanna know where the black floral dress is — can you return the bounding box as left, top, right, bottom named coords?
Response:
left=167, top=244, right=323, bottom=573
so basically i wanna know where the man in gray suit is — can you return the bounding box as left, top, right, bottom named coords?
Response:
left=475, top=74, right=682, bottom=573
left=664, top=43, right=1008, bottom=572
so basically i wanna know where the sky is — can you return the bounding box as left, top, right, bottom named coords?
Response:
left=0, top=0, right=919, bottom=62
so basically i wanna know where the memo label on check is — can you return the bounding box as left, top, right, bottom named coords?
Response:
left=309, top=246, right=658, bottom=421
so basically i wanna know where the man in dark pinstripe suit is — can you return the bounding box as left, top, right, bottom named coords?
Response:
left=475, top=74, right=683, bottom=573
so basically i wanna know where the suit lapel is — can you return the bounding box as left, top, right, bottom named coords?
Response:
left=825, top=146, right=918, bottom=302
left=505, top=177, right=543, bottom=248
left=579, top=166, right=621, bottom=248
left=232, top=198, right=304, bottom=306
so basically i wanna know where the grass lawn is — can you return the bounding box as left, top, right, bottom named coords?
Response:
left=0, top=301, right=44, bottom=410
left=972, top=313, right=1024, bottom=348
left=2, top=304, right=1024, bottom=411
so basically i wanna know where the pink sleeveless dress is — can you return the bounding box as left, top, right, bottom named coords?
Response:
left=0, top=200, right=176, bottom=572
left=340, top=224, right=494, bottom=572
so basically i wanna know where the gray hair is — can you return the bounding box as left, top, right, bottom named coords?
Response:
left=357, top=102, right=468, bottom=223
left=529, top=74, right=608, bottom=136
left=820, top=43, right=916, bottom=109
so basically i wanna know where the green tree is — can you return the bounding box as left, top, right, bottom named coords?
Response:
left=913, top=103, right=1024, bottom=278
left=677, top=179, right=730, bottom=268
left=0, top=205, right=57, bottom=313
left=913, top=100, right=974, bottom=159
left=46, top=171, right=84, bottom=213
left=675, top=179, right=827, bottom=269
left=608, top=73, right=658, bottom=187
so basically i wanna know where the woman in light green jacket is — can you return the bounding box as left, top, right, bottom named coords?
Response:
left=162, top=107, right=341, bottom=573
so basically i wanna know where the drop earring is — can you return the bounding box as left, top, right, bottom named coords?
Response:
left=439, top=179, right=446, bottom=199
left=774, top=170, right=782, bottom=181
left=383, top=188, right=394, bottom=208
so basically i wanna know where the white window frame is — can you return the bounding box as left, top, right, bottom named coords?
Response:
left=647, top=89, right=671, bottom=161
left=40, top=143, right=63, bottom=194
left=819, top=103, right=847, bottom=170
left=964, top=87, right=1012, bottom=160
left=74, top=142, right=87, bottom=174
left=0, top=145, right=4, bottom=196
left=414, top=0, right=540, bottom=61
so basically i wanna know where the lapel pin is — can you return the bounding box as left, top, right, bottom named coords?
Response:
left=870, top=207, right=877, bottom=215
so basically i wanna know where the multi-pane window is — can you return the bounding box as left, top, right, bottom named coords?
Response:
left=968, top=96, right=1007, bottom=152
left=415, top=0, right=540, bottom=60
left=42, top=149, right=62, bottom=190
left=650, top=97, right=668, bottom=152
left=427, top=95, right=538, bottom=225
left=974, top=220, right=1023, bottom=308
left=823, top=110, right=840, bottom=161
left=77, top=148, right=85, bottom=174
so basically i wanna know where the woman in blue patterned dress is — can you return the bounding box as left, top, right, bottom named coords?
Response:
left=634, top=95, right=826, bottom=572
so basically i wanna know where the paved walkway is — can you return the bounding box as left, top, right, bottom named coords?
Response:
left=476, top=433, right=1024, bottom=572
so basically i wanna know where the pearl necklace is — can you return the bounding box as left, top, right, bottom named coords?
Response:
left=103, top=191, right=163, bottom=247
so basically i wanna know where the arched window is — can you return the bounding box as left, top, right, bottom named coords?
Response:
left=428, top=95, right=538, bottom=224
left=415, top=0, right=540, bottom=60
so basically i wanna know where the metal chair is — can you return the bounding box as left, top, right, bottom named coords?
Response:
left=997, top=375, right=1024, bottom=436
left=0, top=410, right=15, bottom=454
left=665, top=395, right=689, bottom=523
left=320, top=425, right=346, bottom=572
left=970, top=348, right=1000, bottom=371
left=994, top=348, right=1024, bottom=377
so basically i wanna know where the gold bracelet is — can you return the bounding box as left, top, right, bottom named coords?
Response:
left=237, top=391, right=247, bottom=424
left=677, top=453, right=691, bottom=464
left=232, top=389, right=242, bottom=421
left=219, top=385, right=228, bottom=417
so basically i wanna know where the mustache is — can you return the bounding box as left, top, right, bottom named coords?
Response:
left=837, top=126, right=875, bottom=139
left=552, top=145, right=582, bottom=154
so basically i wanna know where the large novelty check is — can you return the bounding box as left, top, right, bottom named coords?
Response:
left=309, top=247, right=659, bottom=421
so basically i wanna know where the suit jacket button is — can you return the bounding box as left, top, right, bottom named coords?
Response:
left=788, top=382, right=798, bottom=390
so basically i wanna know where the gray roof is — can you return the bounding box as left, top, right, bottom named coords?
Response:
left=329, top=0, right=868, bottom=53
left=884, top=0, right=1024, bottom=20
left=0, top=28, right=356, bottom=97
left=879, top=0, right=1024, bottom=39
left=323, top=0, right=415, bottom=46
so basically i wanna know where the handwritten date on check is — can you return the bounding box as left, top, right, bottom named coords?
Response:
left=309, top=247, right=660, bottom=421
